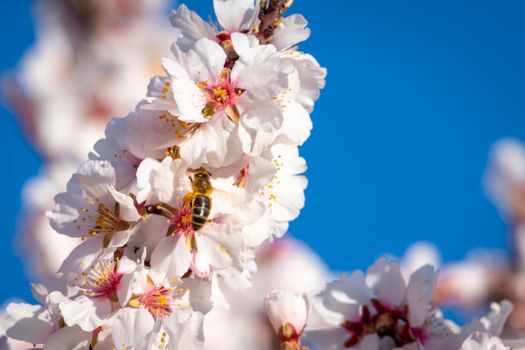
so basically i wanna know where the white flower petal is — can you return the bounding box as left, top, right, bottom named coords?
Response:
left=170, top=5, right=217, bottom=51
left=272, top=14, right=311, bottom=50
left=214, top=0, right=259, bottom=32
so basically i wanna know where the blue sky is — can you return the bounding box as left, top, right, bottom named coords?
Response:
left=1, top=0, right=524, bottom=303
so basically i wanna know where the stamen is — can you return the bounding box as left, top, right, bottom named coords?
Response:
left=74, top=259, right=122, bottom=301
left=196, top=68, right=245, bottom=122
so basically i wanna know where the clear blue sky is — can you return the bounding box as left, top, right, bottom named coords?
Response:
left=1, top=0, right=524, bottom=304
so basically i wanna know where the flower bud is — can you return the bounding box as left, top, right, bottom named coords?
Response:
left=264, top=290, right=311, bottom=343
left=191, top=252, right=210, bottom=278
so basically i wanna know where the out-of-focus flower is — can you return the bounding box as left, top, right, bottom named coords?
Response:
left=400, top=241, right=441, bottom=279
left=4, top=0, right=173, bottom=160
left=203, top=237, right=330, bottom=350
left=310, top=257, right=449, bottom=349
left=16, top=161, right=79, bottom=288
left=435, top=250, right=509, bottom=309
left=485, top=138, right=525, bottom=224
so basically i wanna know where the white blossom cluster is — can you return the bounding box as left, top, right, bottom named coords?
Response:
left=305, top=258, right=518, bottom=350
left=2, top=0, right=326, bottom=348
left=5, top=1, right=525, bottom=350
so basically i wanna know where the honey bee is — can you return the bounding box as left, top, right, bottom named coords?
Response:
left=188, top=169, right=213, bottom=231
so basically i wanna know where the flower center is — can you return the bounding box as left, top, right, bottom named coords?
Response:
left=279, top=323, right=300, bottom=343
left=76, top=259, right=122, bottom=301
left=167, top=201, right=197, bottom=252
left=341, top=299, right=415, bottom=348
left=197, top=68, right=244, bottom=122
left=80, top=202, right=130, bottom=241
left=171, top=203, right=193, bottom=234
left=139, top=285, right=174, bottom=319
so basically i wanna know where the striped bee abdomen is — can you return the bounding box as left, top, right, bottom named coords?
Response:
left=191, top=194, right=211, bottom=231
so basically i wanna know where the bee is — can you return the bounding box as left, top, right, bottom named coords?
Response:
left=188, top=169, right=213, bottom=231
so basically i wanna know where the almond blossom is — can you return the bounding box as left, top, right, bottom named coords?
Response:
left=48, top=160, right=140, bottom=252
left=58, top=254, right=138, bottom=332
left=142, top=34, right=289, bottom=167
left=310, top=258, right=451, bottom=349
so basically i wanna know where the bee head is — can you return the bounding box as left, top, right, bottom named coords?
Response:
left=191, top=168, right=213, bottom=194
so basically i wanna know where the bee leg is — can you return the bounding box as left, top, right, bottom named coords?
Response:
left=183, top=193, right=193, bottom=205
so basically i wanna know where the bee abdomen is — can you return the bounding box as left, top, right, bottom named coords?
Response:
left=191, top=195, right=211, bottom=231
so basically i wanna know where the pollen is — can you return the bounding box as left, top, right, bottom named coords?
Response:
left=137, top=285, right=175, bottom=319
left=196, top=68, right=245, bottom=122
left=158, top=113, right=192, bottom=140
left=75, top=201, right=131, bottom=244
left=75, top=259, right=122, bottom=300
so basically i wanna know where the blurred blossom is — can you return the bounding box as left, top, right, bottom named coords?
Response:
left=4, top=0, right=173, bottom=160
left=203, top=238, right=330, bottom=350
left=400, top=241, right=441, bottom=279
left=307, top=257, right=516, bottom=350
left=17, top=161, right=80, bottom=289
left=3, top=0, right=173, bottom=290
left=434, top=249, right=509, bottom=309
left=484, top=138, right=525, bottom=225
